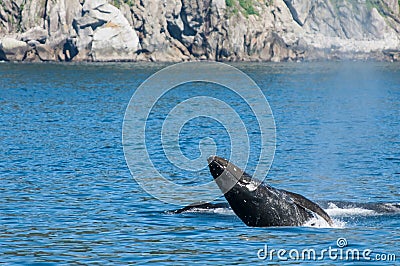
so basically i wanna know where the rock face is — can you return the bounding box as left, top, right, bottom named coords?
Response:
left=0, top=0, right=400, bottom=62
left=72, top=0, right=141, bottom=61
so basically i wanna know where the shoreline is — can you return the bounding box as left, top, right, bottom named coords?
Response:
left=2, top=1, right=400, bottom=64
left=1, top=56, right=400, bottom=64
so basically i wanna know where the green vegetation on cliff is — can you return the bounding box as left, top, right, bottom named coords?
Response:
left=225, top=0, right=258, bottom=17
left=112, top=0, right=134, bottom=8
left=239, top=0, right=258, bottom=15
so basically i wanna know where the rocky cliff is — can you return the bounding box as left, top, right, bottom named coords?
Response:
left=1, top=0, right=400, bottom=62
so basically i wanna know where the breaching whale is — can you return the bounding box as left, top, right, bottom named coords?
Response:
left=207, top=156, right=333, bottom=227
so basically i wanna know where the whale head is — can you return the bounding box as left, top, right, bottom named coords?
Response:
left=207, top=155, right=319, bottom=227
left=207, top=155, right=262, bottom=196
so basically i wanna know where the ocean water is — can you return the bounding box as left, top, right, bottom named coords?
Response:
left=0, top=62, right=399, bottom=265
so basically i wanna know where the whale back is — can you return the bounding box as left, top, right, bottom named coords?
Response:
left=219, top=178, right=312, bottom=226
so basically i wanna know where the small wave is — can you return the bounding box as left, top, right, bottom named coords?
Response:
left=172, top=202, right=399, bottom=228
left=180, top=207, right=235, bottom=215
left=325, top=203, right=377, bottom=217
left=303, top=214, right=346, bottom=229
left=381, top=203, right=400, bottom=212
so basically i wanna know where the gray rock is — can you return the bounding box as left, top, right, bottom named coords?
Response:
left=83, top=0, right=108, bottom=11
left=369, top=8, right=387, bottom=38
left=73, top=15, right=106, bottom=31
left=118, top=3, right=134, bottom=27
left=0, top=37, right=30, bottom=61
left=20, top=0, right=47, bottom=31
left=24, top=49, right=41, bottom=62
left=45, top=0, right=82, bottom=47
left=283, top=0, right=311, bottom=26
left=383, top=0, right=399, bottom=14
left=73, top=26, right=94, bottom=61
left=91, top=23, right=139, bottom=61
left=73, top=0, right=141, bottom=61
left=27, top=40, right=41, bottom=47
left=21, top=26, right=48, bottom=43
left=36, top=44, right=55, bottom=61
left=384, top=49, right=400, bottom=61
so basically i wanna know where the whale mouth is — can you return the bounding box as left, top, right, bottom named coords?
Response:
left=207, top=155, right=227, bottom=180
left=208, top=155, right=251, bottom=193
left=207, top=155, right=229, bottom=167
left=208, top=156, right=264, bottom=194
left=207, top=155, right=217, bottom=165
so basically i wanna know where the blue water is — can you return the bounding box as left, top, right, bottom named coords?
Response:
left=0, top=62, right=399, bottom=264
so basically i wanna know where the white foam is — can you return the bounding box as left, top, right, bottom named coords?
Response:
left=303, top=215, right=346, bottom=229
left=325, top=203, right=377, bottom=217
left=187, top=207, right=235, bottom=215
left=383, top=203, right=400, bottom=212
left=303, top=216, right=330, bottom=228
left=246, top=183, right=258, bottom=191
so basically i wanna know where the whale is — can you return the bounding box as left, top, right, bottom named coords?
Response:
left=207, top=156, right=333, bottom=227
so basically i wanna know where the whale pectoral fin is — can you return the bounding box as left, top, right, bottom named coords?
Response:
left=285, top=190, right=334, bottom=226
left=170, top=202, right=230, bottom=214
